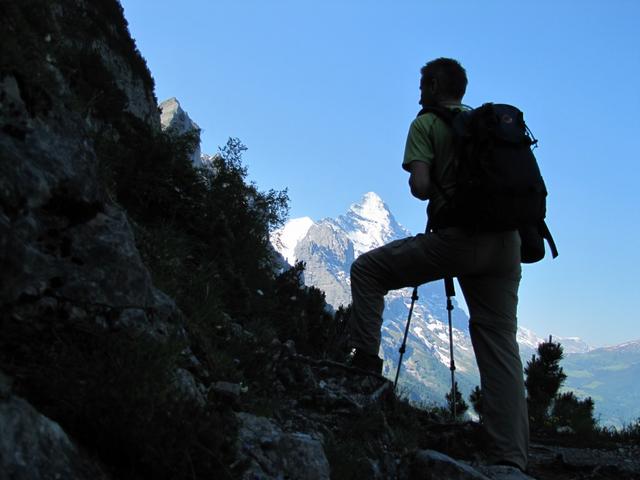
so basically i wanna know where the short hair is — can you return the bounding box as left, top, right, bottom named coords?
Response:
left=420, top=58, right=468, bottom=100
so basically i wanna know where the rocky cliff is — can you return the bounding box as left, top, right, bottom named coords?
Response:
left=1, top=1, right=211, bottom=478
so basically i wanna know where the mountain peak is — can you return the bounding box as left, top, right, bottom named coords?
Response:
left=271, top=192, right=410, bottom=268
left=333, top=192, right=410, bottom=258
left=360, top=191, right=385, bottom=206
left=158, top=97, right=202, bottom=167
left=348, top=192, right=390, bottom=223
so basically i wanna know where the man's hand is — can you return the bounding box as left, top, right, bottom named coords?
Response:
left=408, top=161, right=431, bottom=200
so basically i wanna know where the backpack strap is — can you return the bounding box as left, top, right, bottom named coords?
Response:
left=417, top=105, right=459, bottom=124
left=416, top=106, right=464, bottom=229
left=539, top=220, right=559, bottom=258
left=415, top=106, right=460, bottom=231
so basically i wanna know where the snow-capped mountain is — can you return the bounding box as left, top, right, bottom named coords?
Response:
left=517, top=329, right=591, bottom=357
left=271, top=192, right=637, bottom=425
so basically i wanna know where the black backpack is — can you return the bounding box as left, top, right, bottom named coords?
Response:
left=418, top=103, right=558, bottom=263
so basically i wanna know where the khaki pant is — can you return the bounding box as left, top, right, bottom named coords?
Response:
left=349, top=228, right=529, bottom=470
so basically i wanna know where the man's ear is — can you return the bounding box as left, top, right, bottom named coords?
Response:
left=429, top=77, right=439, bottom=95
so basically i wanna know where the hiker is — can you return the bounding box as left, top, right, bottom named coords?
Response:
left=349, top=58, right=529, bottom=471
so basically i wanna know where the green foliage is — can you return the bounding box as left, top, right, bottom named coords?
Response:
left=256, top=262, right=337, bottom=357
left=595, top=418, right=640, bottom=444
left=100, top=126, right=203, bottom=224
left=99, top=111, right=345, bottom=386
left=116, top=133, right=301, bottom=391
left=99, top=114, right=346, bottom=391
left=469, top=385, right=483, bottom=422
left=551, top=392, right=596, bottom=435
left=199, top=139, right=289, bottom=286
left=445, top=381, right=469, bottom=420
left=525, top=337, right=567, bottom=429
left=102, top=130, right=289, bottom=322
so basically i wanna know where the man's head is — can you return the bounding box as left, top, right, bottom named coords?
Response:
left=419, top=58, right=467, bottom=107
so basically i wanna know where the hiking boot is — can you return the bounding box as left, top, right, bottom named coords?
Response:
left=351, top=350, right=383, bottom=375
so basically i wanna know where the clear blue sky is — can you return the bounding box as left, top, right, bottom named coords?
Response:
left=120, top=0, right=639, bottom=347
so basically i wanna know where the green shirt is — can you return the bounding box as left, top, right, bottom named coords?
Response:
left=402, top=104, right=467, bottom=220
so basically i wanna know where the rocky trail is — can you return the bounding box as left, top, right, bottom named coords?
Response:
left=218, top=336, right=640, bottom=479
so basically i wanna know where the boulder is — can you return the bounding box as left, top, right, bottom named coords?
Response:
left=235, top=412, right=330, bottom=480
left=0, top=392, right=110, bottom=480
left=411, top=450, right=489, bottom=479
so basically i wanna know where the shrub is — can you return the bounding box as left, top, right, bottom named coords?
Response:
left=101, top=130, right=289, bottom=321
left=256, top=262, right=336, bottom=357
left=551, top=391, right=596, bottom=435
left=596, top=418, right=640, bottom=444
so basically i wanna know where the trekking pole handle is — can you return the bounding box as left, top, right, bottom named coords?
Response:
left=444, top=277, right=456, bottom=298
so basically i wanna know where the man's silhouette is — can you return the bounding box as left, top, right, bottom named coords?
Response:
left=349, top=58, right=529, bottom=471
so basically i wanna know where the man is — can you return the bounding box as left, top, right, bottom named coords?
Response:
left=348, top=58, right=529, bottom=471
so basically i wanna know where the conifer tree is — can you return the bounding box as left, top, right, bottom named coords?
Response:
left=469, top=385, right=483, bottom=423
left=446, top=381, right=469, bottom=420
left=524, top=336, right=567, bottom=428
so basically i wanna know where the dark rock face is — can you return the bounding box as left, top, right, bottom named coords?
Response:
left=1, top=1, right=183, bottom=339
left=235, top=411, right=330, bottom=480
left=1, top=1, right=198, bottom=477
left=294, top=222, right=355, bottom=308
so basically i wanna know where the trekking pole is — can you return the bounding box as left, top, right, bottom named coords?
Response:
left=393, top=286, right=419, bottom=392
left=445, top=277, right=457, bottom=419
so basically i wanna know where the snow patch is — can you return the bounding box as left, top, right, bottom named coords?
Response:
left=271, top=217, right=314, bottom=265
left=517, top=326, right=545, bottom=350
left=413, top=326, right=434, bottom=350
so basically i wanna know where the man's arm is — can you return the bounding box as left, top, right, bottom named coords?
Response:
left=408, top=161, right=431, bottom=200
